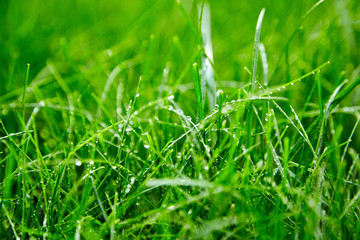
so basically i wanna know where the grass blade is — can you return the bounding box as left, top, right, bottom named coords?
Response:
left=198, top=1, right=216, bottom=111
left=251, top=8, right=265, bottom=95
left=259, top=42, right=268, bottom=87
left=193, top=63, right=204, bottom=122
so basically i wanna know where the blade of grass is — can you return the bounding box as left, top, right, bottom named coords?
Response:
left=97, top=65, right=121, bottom=118
left=332, top=76, right=360, bottom=108
left=251, top=8, right=265, bottom=95
left=193, top=63, right=204, bottom=122
left=198, top=1, right=216, bottom=111
left=259, top=42, right=268, bottom=87
left=315, top=79, right=348, bottom=164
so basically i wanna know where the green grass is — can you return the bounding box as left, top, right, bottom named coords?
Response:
left=1, top=0, right=360, bottom=239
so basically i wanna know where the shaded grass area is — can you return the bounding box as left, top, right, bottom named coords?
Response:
left=1, top=0, right=360, bottom=239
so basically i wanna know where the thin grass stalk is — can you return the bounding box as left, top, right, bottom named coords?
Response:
left=198, top=1, right=216, bottom=111
left=193, top=63, right=204, bottom=122
left=259, top=42, right=268, bottom=87
left=251, top=8, right=265, bottom=95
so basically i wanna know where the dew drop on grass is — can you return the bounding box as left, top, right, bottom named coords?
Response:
left=144, top=144, right=150, bottom=149
left=167, top=205, right=176, bottom=210
left=89, top=160, right=94, bottom=165
left=106, top=49, right=113, bottom=57
left=75, top=159, right=82, bottom=167
left=167, top=95, right=174, bottom=100
left=188, top=209, right=192, bottom=215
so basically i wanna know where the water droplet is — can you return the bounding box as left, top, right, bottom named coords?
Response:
left=167, top=205, right=176, bottom=210
left=75, top=159, right=82, bottom=167
left=106, top=49, right=113, bottom=57
left=167, top=95, right=174, bottom=100
left=89, top=160, right=94, bottom=165
left=144, top=144, right=150, bottom=149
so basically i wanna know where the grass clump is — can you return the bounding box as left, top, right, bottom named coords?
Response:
left=1, top=0, right=360, bottom=239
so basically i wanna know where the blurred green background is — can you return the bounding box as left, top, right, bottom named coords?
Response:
left=0, top=0, right=359, bottom=135
left=1, top=0, right=359, bottom=88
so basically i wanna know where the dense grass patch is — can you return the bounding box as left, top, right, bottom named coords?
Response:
left=1, top=0, right=360, bottom=239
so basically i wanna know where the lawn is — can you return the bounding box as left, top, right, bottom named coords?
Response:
left=1, top=0, right=360, bottom=239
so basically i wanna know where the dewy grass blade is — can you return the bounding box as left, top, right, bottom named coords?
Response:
left=340, top=117, right=360, bottom=165
left=193, top=63, right=204, bottom=122
left=22, top=63, right=30, bottom=124
left=21, top=63, right=30, bottom=237
left=315, top=80, right=347, bottom=160
left=198, top=1, right=216, bottom=111
left=217, top=90, right=223, bottom=148
left=251, top=8, right=265, bottom=95
left=259, top=42, right=268, bottom=87
left=315, top=70, right=324, bottom=155
left=259, top=61, right=331, bottom=96
left=332, top=76, right=360, bottom=108
left=146, top=178, right=214, bottom=188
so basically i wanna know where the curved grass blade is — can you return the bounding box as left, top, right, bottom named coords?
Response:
left=251, top=8, right=265, bottom=95
left=198, top=1, right=216, bottom=111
